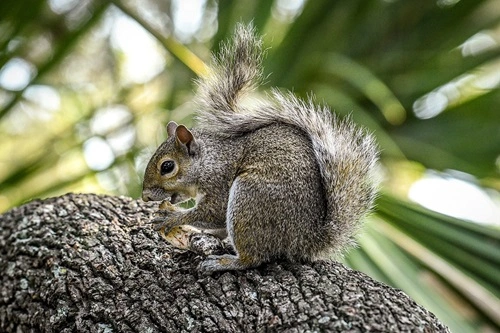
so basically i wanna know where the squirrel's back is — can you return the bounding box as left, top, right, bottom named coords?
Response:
left=195, top=24, right=379, bottom=258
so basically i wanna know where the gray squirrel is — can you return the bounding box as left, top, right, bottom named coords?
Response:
left=142, top=24, right=379, bottom=272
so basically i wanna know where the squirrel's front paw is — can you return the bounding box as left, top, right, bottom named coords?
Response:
left=150, top=202, right=180, bottom=231
left=149, top=216, right=170, bottom=231
left=150, top=212, right=178, bottom=232
left=158, top=199, right=176, bottom=211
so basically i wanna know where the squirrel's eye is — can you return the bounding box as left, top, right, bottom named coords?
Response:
left=160, top=160, right=175, bottom=175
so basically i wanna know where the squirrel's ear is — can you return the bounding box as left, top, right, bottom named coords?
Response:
left=166, top=121, right=178, bottom=138
left=175, top=125, right=199, bottom=155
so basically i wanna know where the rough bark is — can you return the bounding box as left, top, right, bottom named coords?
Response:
left=0, top=193, right=449, bottom=332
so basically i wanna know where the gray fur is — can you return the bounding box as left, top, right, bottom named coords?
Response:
left=195, top=24, right=379, bottom=259
left=143, top=23, right=379, bottom=272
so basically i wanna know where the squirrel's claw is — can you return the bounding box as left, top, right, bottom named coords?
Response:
left=198, top=254, right=253, bottom=273
left=159, top=200, right=176, bottom=211
left=154, top=209, right=172, bottom=218
left=150, top=200, right=181, bottom=231
left=150, top=207, right=182, bottom=231
left=149, top=216, right=170, bottom=231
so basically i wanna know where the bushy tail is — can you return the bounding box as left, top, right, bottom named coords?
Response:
left=196, top=23, right=379, bottom=257
left=195, top=23, right=264, bottom=123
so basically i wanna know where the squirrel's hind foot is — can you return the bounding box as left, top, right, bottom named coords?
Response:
left=198, top=254, right=257, bottom=273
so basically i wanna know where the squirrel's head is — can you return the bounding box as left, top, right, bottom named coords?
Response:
left=142, top=121, right=199, bottom=204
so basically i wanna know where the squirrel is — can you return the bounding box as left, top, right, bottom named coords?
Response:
left=142, top=24, right=379, bottom=272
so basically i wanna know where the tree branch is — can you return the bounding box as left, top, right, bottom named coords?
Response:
left=0, top=193, right=449, bottom=332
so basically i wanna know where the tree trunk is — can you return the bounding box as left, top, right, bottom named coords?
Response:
left=0, top=193, right=449, bottom=332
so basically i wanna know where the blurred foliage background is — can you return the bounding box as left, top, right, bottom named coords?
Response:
left=1, top=0, right=499, bottom=331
